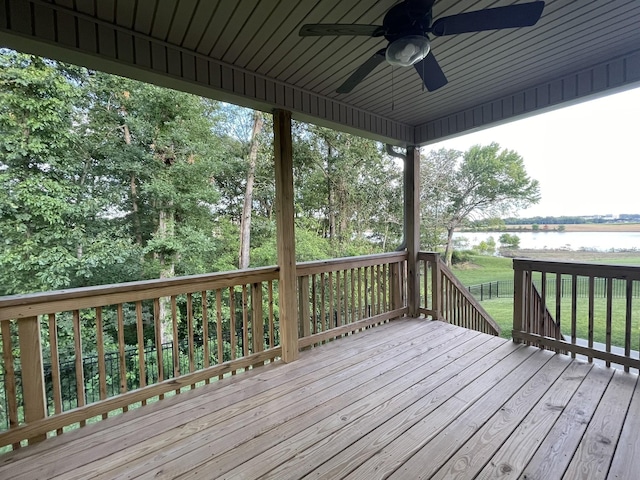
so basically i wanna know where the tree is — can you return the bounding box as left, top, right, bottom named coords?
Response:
left=239, top=110, right=264, bottom=269
left=0, top=52, right=143, bottom=295
left=499, top=233, right=521, bottom=249
left=421, top=143, right=540, bottom=265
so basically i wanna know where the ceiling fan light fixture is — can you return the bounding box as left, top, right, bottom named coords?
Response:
left=385, top=35, right=430, bottom=67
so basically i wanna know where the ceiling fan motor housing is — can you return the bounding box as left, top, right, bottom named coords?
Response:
left=382, top=2, right=432, bottom=42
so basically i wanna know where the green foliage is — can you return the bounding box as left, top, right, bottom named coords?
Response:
left=421, top=144, right=540, bottom=265
left=472, top=236, right=496, bottom=255
left=498, top=233, right=520, bottom=248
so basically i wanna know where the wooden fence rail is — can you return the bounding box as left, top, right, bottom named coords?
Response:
left=513, top=258, right=640, bottom=372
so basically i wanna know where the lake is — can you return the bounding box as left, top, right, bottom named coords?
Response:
left=453, top=231, right=640, bottom=252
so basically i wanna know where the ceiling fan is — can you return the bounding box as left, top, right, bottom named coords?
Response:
left=299, top=1, right=545, bottom=94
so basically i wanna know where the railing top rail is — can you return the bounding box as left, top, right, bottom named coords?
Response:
left=0, top=266, right=280, bottom=321
left=296, top=251, right=407, bottom=276
left=0, top=251, right=409, bottom=322
left=513, top=258, right=640, bottom=280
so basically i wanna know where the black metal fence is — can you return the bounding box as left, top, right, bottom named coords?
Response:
left=0, top=336, right=239, bottom=432
left=468, top=277, right=640, bottom=301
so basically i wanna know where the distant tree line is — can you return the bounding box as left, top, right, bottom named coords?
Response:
left=503, top=214, right=640, bottom=225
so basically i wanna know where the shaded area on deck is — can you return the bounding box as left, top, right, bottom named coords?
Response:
left=0, top=319, right=638, bottom=479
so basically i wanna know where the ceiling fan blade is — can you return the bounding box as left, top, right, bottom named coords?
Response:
left=431, top=1, right=545, bottom=36
left=414, top=51, right=448, bottom=91
left=299, top=24, right=384, bottom=37
left=336, top=49, right=386, bottom=94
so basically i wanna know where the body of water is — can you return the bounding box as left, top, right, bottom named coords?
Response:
left=453, top=231, right=640, bottom=252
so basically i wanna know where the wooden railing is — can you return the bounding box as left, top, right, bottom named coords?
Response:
left=513, top=259, right=640, bottom=372
left=418, top=252, right=501, bottom=336
left=296, top=252, right=408, bottom=348
left=0, top=252, right=408, bottom=450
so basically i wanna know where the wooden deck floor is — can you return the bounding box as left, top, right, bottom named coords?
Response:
left=0, top=319, right=638, bottom=479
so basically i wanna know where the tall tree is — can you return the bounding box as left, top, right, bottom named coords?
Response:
left=84, top=72, right=225, bottom=339
left=0, top=52, right=141, bottom=294
left=421, top=143, right=540, bottom=265
left=238, top=110, right=264, bottom=269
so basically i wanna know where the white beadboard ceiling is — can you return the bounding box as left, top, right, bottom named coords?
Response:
left=1, top=0, right=639, bottom=146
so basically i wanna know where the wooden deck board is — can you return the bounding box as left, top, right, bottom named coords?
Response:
left=0, top=319, right=637, bottom=480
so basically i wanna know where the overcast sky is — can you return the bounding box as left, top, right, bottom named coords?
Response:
left=425, top=86, right=640, bottom=218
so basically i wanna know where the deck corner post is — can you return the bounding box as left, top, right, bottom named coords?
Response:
left=273, top=109, right=299, bottom=363
left=405, top=145, right=420, bottom=317
left=18, top=316, right=48, bottom=443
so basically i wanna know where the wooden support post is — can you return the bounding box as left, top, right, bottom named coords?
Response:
left=273, top=109, right=299, bottom=363
left=405, top=146, right=420, bottom=317
left=18, top=316, right=47, bottom=443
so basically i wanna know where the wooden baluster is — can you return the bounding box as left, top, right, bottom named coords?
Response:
left=71, top=310, right=86, bottom=426
left=48, top=314, right=64, bottom=431
left=328, top=272, right=334, bottom=329
left=95, top=308, right=108, bottom=419
left=571, top=275, right=577, bottom=358
left=512, top=268, right=526, bottom=343
left=588, top=276, right=595, bottom=363
left=555, top=273, right=562, bottom=353
left=242, top=285, right=249, bottom=357
left=1, top=320, right=20, bottom=449
left=216, top=289, right=223, bottom=377
left=153, top=298, right=165, bottom=396
left=135, top=301, right=146, bottom=403
left=186, top=293, right=195, bottom=388
left=311, top=274, right=318, bottom=334
left=171, top=295, right=180, bottom=393
left=391, top=262, right=401, bottom=313
left=432, top=257, right=442, bottom=320
left=268, top=281, right=274, bottom=354
left=422, top=259, right=428, bottom=311
left=363, top=267, right=369, bottom=318
left=335, top=270, right=341, bottom=328
left=357, top=267, right=363, bottom=320
left=371, top=265, right=376, bottom=317
left=252, top=283, right=264, bottom=367
left=376, top=265, right=382, bottom=316
left=229, top=287, right=236, bottom=374
left=116, top=304, right=127, bottom=411
left=624, top=279, right=633, bottom=373
left=351, top=269, right=356, bottom=326
left=605, top=277, right=613, bottom=368
left=382, top=264, right=387, bottom=314
left=540, top=272, right=547, bottom=337
left=202, top=291, right=210, bottom=383
left=320, top=273, right=326, bottom=334
left=298, top=276, right=310, bottom=342
left=343, top=270, right=348, bottom=328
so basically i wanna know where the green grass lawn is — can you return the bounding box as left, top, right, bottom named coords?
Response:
left=450, top=253, right=640, bottom=348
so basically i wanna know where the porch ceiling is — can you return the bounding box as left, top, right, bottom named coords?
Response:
left=1, top=1, right=640, bottom=146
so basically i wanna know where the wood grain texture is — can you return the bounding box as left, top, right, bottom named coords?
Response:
left=273, top=109, right=298, bottom=363
left=0, top=320, right=638, bottom=479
